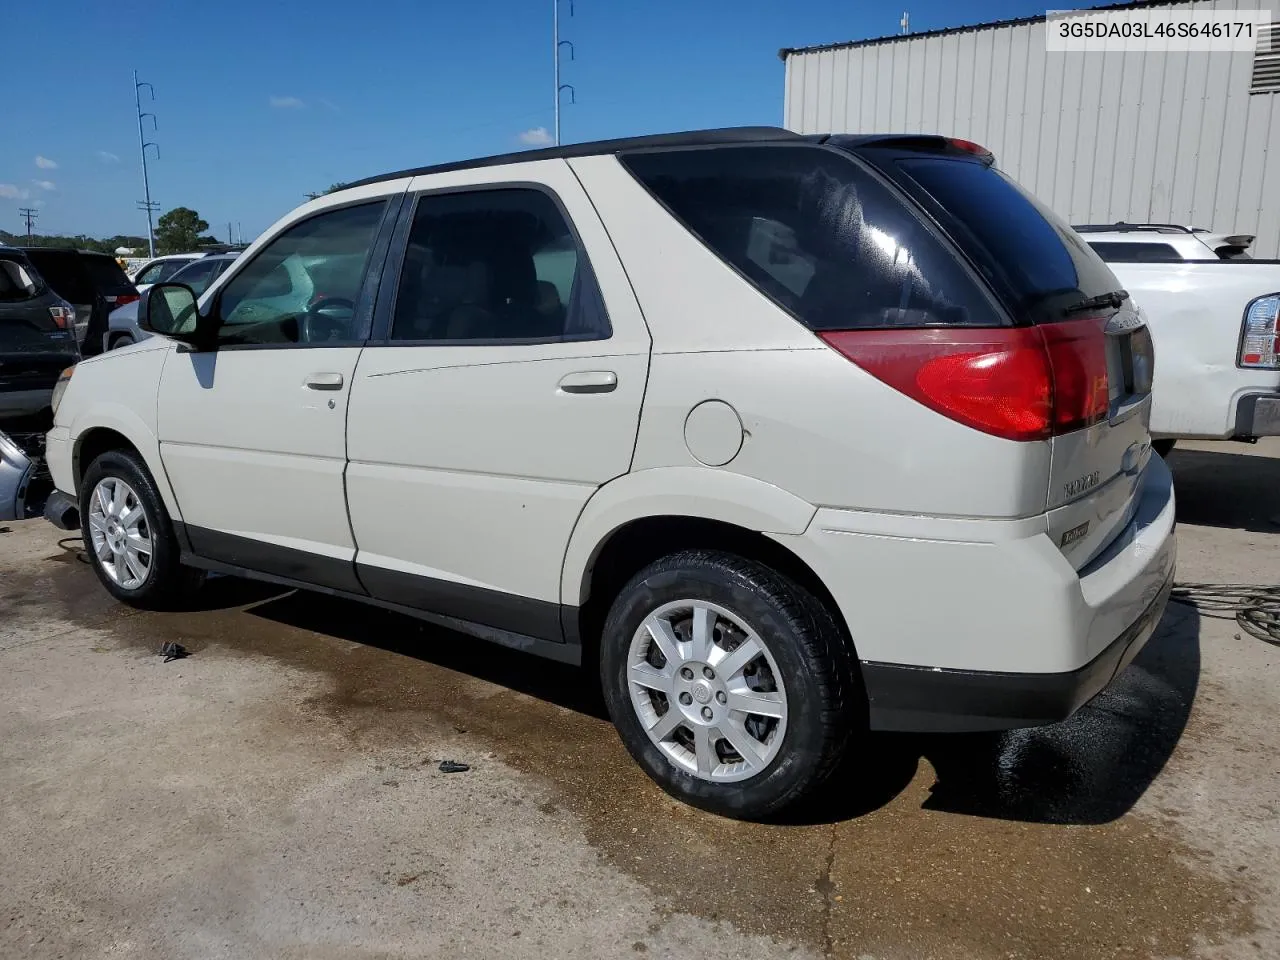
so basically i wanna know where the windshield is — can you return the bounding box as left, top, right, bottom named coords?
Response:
left=890, top=157, right=1123, bottom=323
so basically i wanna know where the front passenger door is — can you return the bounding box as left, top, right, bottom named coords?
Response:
left=157, top=199, right=392, bottom=591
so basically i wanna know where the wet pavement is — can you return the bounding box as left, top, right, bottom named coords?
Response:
left=2, top=439, right=1277, bottom=959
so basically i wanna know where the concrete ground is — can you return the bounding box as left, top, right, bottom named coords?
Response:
left=1, top=439, right=1277, bottom=960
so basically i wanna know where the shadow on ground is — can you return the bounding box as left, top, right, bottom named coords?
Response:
left=239, top=579, right=1201, bottom=830
left=1169, top=446, right=1280, bottom=532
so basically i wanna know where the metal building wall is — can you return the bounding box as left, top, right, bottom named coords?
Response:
left=783, top=0, right=1280, bottom=257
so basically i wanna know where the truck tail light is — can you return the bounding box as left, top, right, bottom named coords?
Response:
left=820, top=319, right=1111, bottom=442
left=1239, top=293, right=1280, bottom=369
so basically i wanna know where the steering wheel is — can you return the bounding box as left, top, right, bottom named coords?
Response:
left=299, top=296, right=356, bottom=342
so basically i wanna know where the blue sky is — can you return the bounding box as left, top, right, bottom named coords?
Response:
left=3, top=0, right=1046, bottom=242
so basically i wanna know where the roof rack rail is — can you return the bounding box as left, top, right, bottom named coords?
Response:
left=1072, top=222, right=1198, bottom=235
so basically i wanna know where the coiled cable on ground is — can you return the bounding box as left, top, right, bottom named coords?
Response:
left=1170, top=582, right=1280, bottom=646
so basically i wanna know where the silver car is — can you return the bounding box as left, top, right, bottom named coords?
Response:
left=106, top=253, right=239, bottom=351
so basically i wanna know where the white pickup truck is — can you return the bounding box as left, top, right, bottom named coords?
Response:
left=1076, top=224, right=1280, bottom=456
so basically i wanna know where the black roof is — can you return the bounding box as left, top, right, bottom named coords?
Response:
left=778, top=0, right=1195, bottom=59
left=343, top=126, right=802, bottom=190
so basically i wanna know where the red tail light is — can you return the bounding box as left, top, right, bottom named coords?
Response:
left=820, top=320, right=1110, bottom=442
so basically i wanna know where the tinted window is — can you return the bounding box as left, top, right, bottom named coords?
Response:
left=215, top=202, right=386, bottom=346
left=1087, top=241, right=1184, bottom=263
left=621, top=145, right=996, bottom=330
left=890, top=157, right=1122, bottom=322
left=22, top=251, right=92, bottom=303
left=168, top=257, right=222, bottom=294
left=390, top=188, right=609, bottom=342
left=80, top=255, right=137, bottom=296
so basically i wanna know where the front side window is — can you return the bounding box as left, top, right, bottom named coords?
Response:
left=621, top=145, right=997, bottom=330
left=215, top=201, right=386, bottom=346
left=137, top=259, right=188, bottom=285
left=390, top=188, right=610, bottom=342
left=168, top=257, right=222, bottom=295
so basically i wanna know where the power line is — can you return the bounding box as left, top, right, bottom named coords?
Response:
left=134, top=70, right=160, bottom=258
left=18, top=207, right=38, bottom=241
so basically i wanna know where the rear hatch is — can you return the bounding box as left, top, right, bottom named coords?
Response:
left=853, top=140, right=1154, bottom=569
left=1, top=254, right=78, bottom=391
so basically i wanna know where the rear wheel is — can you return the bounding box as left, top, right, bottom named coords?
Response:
left=80, top=449, right=201, bottom=608
left=109, top=333, right=136, bottom=351
left=600, top=550, right=856, bottom=819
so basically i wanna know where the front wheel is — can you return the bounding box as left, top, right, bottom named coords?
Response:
left=600, top=550, right=857, bottom=819
left=80, top=449, right=201, bottom=608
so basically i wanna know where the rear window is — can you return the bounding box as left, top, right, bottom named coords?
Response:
left=890, top=157, right=1122, bottom=323
left=1086, top=241, right=1185, bottom=262
left=81, top=255, right=137, bottom=295
left=620, top=145, right=999, bottom=330
left=0, top=256, right=42, bottom=302
left=22, top=251, right=92, bottom=302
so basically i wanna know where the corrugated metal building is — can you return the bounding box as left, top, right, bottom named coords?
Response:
left=782, top=0, right=1280, bottom=256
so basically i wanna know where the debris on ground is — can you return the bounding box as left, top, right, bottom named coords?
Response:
left=438, top=760, right=470, bottom=774
left=159, top=641, right=189, bottom=663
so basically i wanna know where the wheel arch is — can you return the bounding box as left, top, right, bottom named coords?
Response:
left=71, top=411, right=183, bottom=521
left=562, top=468, right=850, bottom=656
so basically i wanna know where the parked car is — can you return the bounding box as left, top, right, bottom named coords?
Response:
left=0, top=247, right=77, bottom=520
left=40, top=128, right=1175, bottom=818
left=1076, top=224, right=1280, bottom=455
left=129, top=253, right=206, bottom=291
left=106, top=253, right=239, bottom=351
left=19, top=248, right=139, bottom=357
left=0, top=247, right=79, bottom=419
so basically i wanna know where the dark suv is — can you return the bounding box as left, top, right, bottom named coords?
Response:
left=1, top=247, right=80, bottom=419
left=20, top=248, right=139, bottom=357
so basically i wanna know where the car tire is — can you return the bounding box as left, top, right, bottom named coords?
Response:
left=109, top=334, right=136, bottom=351
left=1152, top=439, right=1176, bottom=458
left=600, top=549, right=857, bottom=819
left=80, top=449, right=201, bottom=609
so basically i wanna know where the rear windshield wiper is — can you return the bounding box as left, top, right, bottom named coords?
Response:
left=1063, top=290, right=1129, bottom=315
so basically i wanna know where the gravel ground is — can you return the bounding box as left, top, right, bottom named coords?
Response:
left=1, top=438, right=1276, bottom=960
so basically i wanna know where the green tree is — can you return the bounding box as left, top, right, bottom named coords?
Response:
left=155, top=207, right=210, bottom=254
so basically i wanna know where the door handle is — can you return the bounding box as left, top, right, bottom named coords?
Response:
left=558, top=371, right=618, bottom=394
left=305, top=372, right=344, bottom=391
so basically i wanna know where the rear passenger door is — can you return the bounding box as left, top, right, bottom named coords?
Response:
left=346, top=160, right=651, bottom=642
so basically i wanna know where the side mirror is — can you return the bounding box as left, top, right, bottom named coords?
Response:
left=138, top=283, right=213, bottom=349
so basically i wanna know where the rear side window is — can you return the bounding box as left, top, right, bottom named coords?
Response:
left=890, top=157, right=1122, bottom=322
left=390, top=188, right=610, bottom=342
left=81, top=255, right=137, bottom=295
left=168, top=257, right=222, bottom=294
left=0, top=256, right=41, bottom=302
left=1087, top=241, right=1184, bottom=263
left=620, top=145, right=998, bottom=330
left=136, top=259, right=191, bottom=285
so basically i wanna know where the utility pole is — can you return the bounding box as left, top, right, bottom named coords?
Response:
left=554, top=0, right=576, bottom=145
left=18, top=207, right=38, bottom=241
left=134, top=71, right=160, bottom=258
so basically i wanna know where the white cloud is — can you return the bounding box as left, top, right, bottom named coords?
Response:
left=35, top=155, right=58, bottom=169
left=270, top=95, right=305, bottom=108
left=517, top=126, right=553, bottom=146
left=0, top=184, right=30, bottom=200
left=33, top=179, right=56, bottom=191
left=96, top=150, right=120, bottom=163
left=318, top=98, right=340, bottom=112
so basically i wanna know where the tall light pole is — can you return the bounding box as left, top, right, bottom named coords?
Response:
left=554, top=0, right=575, bottom=145
left=134, top=71, right=160, bottom=258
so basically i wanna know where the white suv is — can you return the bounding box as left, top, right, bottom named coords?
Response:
left=41, top=128, right=1176, bottom=819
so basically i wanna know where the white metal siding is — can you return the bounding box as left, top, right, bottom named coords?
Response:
left=783, top=0, right=1280, bottom=258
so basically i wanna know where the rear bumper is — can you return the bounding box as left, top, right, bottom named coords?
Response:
left=771, top=455, right=1177, bottom=733
left=0, top=388, right=53, bottom=418
left=1233, top=393, right=1280, bottom=438
left=861, top=575, right=1172, bottom=732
